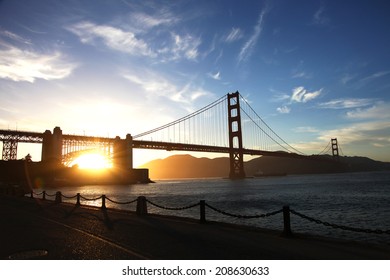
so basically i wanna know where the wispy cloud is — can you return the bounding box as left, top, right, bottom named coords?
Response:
left=0, top=29, right=32, bottom=45
left=129, top=11, right=178, bottom=30
left=293, top=126, right=319, bottom=133
left=318, top=98, right=374, bottom=109
left=340, top=73, right=356, bottom=85
left=317, top=121, right=390, bottom=148
left=269, top=87, right=290, bottom=102
left=272, top=86, right=321, bottom=113
left=167, top=33, right=201, bottom=61
left=340, top=71, right=390, bottom=88
left=208, top=71, right=221, bottom=80
left=122, top=69, right=213, bottom=105
left=312, top=4, right=330, bottom=26
left=0, top=44, right=77, bottom=83
left=225, top=27, right=243, bottom=43
left=360, top=71, right=390, bottom=83
left=291, top=86, right=322, bottom=103
left=238, top=6, right=268, bottom=63
left=291, top=61, right=311, bottom=79
left=276, top=106, right=290, bottom=114
left=67, top=21, right=202, bottom=62
left=66, top=21, right=156, bottom=57
left=292, top=121, right=390, bottom=157
left=346, top=101, right=390, bottom=119
left=292, top=71, right=311, bottom=79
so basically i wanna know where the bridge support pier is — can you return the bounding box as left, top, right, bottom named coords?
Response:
left=227, top=91, right=246, bottom=179
left=41, top=127, right=63, bottom=165
left=113, top=134, right=134, bottom=182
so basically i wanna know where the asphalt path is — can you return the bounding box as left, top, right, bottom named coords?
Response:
left=0, top=196, right=389, bottom=260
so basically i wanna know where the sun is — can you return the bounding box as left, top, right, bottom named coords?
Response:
left=71, top=153, right=112, bottom=169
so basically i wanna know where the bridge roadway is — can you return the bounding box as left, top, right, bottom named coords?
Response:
left=1, top=195, right=388, bottom=260
left=0, top=129, right=309, bottom=159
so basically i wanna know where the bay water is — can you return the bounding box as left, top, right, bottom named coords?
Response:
left=38, top=171, right=390, bottom=245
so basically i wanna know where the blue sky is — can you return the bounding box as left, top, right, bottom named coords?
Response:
left=0, top=0, right=390, bottom=166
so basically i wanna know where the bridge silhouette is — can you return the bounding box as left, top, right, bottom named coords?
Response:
left=0, top=91, right=339, bottom=179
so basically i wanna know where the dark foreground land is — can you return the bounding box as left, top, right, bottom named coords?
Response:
left=0, top=195, right=389, bottom=260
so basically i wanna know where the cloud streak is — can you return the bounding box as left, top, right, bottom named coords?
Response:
left=122, top=69, right=213, bottom=106
left=67, top=21, right=155, bottom=57
left=67, top=21, right=202, bottom=62
left=291, top=86, right=322, bottom=103
left=238, top=6, right=268, bottom=63
left=0, top=44, right=77, bottom=83
left=168, top=33, right=201, bottom=61
left=346, top=102, right=390, bottom=120
left=318, top=121, right=390, bottom=147
left=225, top=27, right=243, bottom=43
left=312, top=4, right=330, bottom=26
left=318, top=98, right=375, bottom=109
left=208, top=71, right=221, bottom=80
left=276, top=106, right=290, bottom=114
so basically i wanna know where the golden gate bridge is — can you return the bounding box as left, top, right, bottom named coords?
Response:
left=0, top=92, right=340, bottom=179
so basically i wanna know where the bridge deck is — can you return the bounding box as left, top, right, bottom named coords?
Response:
left=1, top=129, right=336, bottom=163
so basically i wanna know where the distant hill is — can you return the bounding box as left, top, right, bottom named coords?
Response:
left=139, top=154, right=229, bottom=179
left=139, top=154, right=390, bottom=180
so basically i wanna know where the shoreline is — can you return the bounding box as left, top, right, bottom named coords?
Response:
left=0, top=194, right=389, bottom=260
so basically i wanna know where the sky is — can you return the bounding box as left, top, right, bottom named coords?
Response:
left=0, top=0, right=390, bottom=166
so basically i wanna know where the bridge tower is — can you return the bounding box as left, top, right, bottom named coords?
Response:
left=331, top=138, right=339, bottom=158
left=41, top=127, right=63, bottom=164
left=113, top=134, right=133, bottom=170
left=227, top=91, right=246, bottom=179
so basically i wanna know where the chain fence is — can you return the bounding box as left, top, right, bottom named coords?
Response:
left=106, top=197, right=138, bottom=205
left=290, top=209, right=390, bottom=235
left=79, top=194, right=103, bottom=201
left=23, top=190, right=390, bottom=236
left=146, top=199, right=200, bottom=211
left=205, top=202, right=283, bottom=219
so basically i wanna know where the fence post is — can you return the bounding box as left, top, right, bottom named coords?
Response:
left=55, top=191, right=62, bottom=203
left=136, top=196, right=148, bottom=216
left=76, top=193, right=80, bottom=206
left=42, top=191, right=46, bottom=200
left=101, top=195, right=107, bottom=210
left=282, top=205, right=293, bottom=237
left=200, top=200, right=206, bottom=223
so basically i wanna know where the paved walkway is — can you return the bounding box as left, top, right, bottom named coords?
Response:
left=0, top=195, right=389, bottom=260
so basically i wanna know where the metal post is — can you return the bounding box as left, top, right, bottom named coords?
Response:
left=42, top=191, right=46, bottom=200
left=55, top=191, right=62, bottom=203
left=30, top=191, right=33, bottom=198
left=101, top=195, right=107, bottom=210
left=282, top=206, right=293, bottom=237
left=76, top=193, right=80, bottom=206
left=136, top=196, right=147, bottom=216
left=200, top=200, right=206, bottom=223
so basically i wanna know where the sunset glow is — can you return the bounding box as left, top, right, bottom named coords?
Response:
left=71, top=153, right=112, bottom=169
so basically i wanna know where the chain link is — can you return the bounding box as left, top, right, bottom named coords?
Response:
left=105, top=197, right=138, bottom=205
left=205, top=203, right=283, bottom=219
left=32, top=191, right=44, bottom=196
left=290, top=209, right=390, bottom=234
left=44, top=192, right=56, bottom=197
left=146, top=199, right=200, bottom=211
left=61, top=194, right=78, bottom=199
left=79, top=195, right=103, bottom=201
